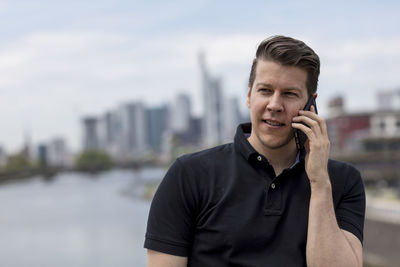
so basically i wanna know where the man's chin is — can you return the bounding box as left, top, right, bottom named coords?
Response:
left=258, top=136, right=294, bottom=150
left=261, top=142, right=288, bottom=150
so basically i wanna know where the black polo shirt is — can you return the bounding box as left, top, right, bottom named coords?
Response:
left=145, top=123, right=365, bottom=267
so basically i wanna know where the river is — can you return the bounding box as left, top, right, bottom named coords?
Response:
left=2, top=168, right=399, bottom=267
left=0, top=168, right=165, bottom=267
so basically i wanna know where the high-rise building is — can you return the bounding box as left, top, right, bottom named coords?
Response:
left=82, top=117, right=100, bottom=151
left=37, top=144, right=47, bottom=168
left=199, top=51, right=224, bottom=146
left=98, top=111, right=113, bottom=150
left=118, top=102, right=147, bottom=160
left=47, top=138, right=70, bottom=168
left=170, top=93, right=192, bottom=133
left=105, top=110, right=124, bottom=160
left=147, top=105, right=169, bottom=152
left=223, top=96, right=242, bottom=142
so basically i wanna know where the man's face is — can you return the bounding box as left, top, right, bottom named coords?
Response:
left=246, top=60, right=309, bottom=151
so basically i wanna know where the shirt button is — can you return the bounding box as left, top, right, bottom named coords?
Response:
left=257, top=155, right=262, bottom=161
left=271, top=183, right=276, bottom=189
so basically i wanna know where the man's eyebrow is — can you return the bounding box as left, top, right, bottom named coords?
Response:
left=255, top=83, right=303, bottom=92
left=284, top=87, right=303, bottom=92
left=255, top=83, right=272, bottom=87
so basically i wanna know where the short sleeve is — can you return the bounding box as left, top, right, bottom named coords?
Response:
left=144, top=158, right=197, bottom=256
left=335, top=166, right=366, bottom=244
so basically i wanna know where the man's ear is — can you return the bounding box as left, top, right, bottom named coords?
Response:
left=246, top=87, right=251, bottom=108
left=313, top=92, right=318, bottom=99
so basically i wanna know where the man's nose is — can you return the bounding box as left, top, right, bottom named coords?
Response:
left=267, top=93, right=283, bottom=112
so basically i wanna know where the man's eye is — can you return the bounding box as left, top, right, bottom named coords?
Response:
left=259, top=88, right=272, bottom=93
left=285, top=92, right=298, bottom=97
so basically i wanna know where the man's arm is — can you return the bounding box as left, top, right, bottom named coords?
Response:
left=147, top=250, right=188, bottom=267
left=306, top=180, right=362, bottom=267
left=144, top=159, right=196, bottom=265
left=293, top=106, right=363, bottom=267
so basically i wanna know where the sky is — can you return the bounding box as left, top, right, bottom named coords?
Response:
left=1, top=0, right=399, bottom=153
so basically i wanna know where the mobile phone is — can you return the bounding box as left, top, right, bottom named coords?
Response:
left=294, top=95, right=318, bottom=150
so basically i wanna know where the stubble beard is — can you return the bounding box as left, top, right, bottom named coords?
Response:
left=255, top=128, right=295, bottom=151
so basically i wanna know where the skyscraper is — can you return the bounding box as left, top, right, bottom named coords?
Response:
left=82, top=117, right=100, bottom=151
left=98, top=111, right=113, bottom=150
left=118, top=101, right=147, bottom=160
left=101, top=110, right=123, bottom=160
left=47, top=138, right=70, bottom=167
left=170, top=93, right=192, bottom=133
left=147, top=105, right=168, bottom=152
left=199, top=51, right=224, bottom=146
left=223, top=96, right=242, bottom=142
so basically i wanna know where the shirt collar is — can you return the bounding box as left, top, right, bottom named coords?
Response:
left=234, top=123, right=258, bottom=161
left=289, top=151, right=301, bottom=169
left=234, top=123, right=305, bottom=168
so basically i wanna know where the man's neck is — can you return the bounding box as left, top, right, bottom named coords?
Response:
left=265, top=145, right=298, bottom=176
left=249, top=137, right=298, bottom=176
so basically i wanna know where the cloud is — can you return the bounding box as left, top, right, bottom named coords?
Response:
left=312, top=37, right=400, bottom=112
left=0, top=31, right=256, bottom=151
left=0, top=30, right=399, bottom=151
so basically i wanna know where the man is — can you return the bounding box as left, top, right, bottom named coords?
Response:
left=145, top=35, right=365, bottom=267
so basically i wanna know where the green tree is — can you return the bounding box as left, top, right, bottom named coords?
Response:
left=4, top=153, right=32, bottom=173
left=75, top=150, right=113, bottom=172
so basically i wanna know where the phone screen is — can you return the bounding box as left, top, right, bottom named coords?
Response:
left=294, top=95, right=318, bottom=150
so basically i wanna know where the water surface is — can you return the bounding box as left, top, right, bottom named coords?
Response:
left=0, top=168, right=164, bottom=267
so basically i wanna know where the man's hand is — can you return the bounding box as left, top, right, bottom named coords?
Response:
left=292, top=105, right=330, bottom=186
left=293, top=106, right=362, bottom=267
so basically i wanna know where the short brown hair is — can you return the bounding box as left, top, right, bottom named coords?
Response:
left=248, top=35, right=320, bottom=96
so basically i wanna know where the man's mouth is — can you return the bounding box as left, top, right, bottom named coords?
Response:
left=262, top=119, right=285, bottom=126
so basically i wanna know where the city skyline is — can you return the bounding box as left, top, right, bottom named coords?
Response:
left=1, top=1, right=400, bottom=152
left=79, top=79, right=247, bottom=162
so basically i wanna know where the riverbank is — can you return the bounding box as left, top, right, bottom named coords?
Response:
left=0, top=167, right=68, bottom=185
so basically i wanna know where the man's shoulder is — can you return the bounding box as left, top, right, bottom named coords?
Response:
left=328, top=159, right=360, bottom=176
left=327, top=159, right=363, bottom=193
left=177, top=143, right=235, bottom=171
left=168, top=143, right=234, bottom=182
left=178, top=142, right=234, bottom=166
